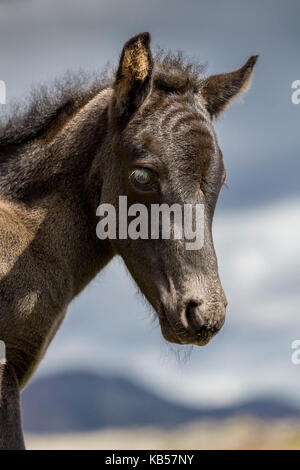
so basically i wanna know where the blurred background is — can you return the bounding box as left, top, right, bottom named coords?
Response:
left=1, top=0, right=300, bottom=450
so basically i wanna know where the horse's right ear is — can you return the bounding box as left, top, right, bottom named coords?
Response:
left=112, top=32, right=153, bottom=120
left=200, top=55, right=258, bottom=118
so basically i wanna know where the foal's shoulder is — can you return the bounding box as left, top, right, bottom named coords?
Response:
left=0, top=198, right=43, bottom=261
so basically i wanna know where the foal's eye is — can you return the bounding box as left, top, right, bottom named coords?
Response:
left=130, top=168, right=157, bottom=191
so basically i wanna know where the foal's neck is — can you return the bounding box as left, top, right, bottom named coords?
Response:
left=1, top=88, right=113, bottom=205
left=2, top=87, right=114, bottom=296
left=46, top=87, right=115, bottom=294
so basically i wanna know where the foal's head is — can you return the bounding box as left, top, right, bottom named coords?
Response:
left=101, top=33, right=257, bottom=346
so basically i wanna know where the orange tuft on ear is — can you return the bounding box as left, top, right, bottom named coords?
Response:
left=114, top=32, right=153, bottom=117
left=122, top=39, right=150, bottom=81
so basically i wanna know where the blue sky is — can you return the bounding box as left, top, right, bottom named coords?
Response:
left=0, top=0, right=300, bottom=407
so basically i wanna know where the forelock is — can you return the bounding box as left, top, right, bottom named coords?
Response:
left=153, top=50, right=206, bottom=94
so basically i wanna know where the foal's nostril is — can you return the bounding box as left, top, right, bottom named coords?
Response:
left=180, top=299, right=226, bottom=345
left=185, top=300, right=205, bottom=331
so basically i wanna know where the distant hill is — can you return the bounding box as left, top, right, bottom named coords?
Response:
left=21, top=371, right=300, bottom=433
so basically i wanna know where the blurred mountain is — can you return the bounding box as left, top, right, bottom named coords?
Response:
left=21, top=371, right=300, bottom=433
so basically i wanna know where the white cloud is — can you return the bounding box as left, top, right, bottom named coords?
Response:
left=215, top=196, right=300, bottom=327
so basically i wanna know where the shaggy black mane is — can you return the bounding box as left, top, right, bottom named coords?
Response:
left=0, top=71, right=111, bottom=150
left=154, top=50, right=205, bottom=94
left=0, top=52, right=205, bottom=149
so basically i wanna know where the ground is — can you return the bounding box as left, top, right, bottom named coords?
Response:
left=25, top=418, right=300, bottom=450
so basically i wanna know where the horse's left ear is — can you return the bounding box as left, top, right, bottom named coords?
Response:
left=113, top=32, right=153, bottom=120
left=200, top=55, right=258, bottom=118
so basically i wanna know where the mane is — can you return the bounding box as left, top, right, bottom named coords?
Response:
left=0, top=71, right=111, bottom=150
left=0, top=51, right=205, bottom=149
left=153, top=50, right=206, bottom=94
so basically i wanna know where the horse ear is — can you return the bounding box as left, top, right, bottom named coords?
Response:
left=200, top=56, right=258, bottom=118
left=113, top=32, right=153, bottom=119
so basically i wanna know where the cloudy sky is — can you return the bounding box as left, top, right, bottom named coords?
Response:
left=0, top=0, right=299, bottom=407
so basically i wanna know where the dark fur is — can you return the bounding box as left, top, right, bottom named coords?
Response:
left=0, top=32, right=257, bottom=448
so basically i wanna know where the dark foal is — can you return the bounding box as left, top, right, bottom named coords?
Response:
left=0, top=33, right=257, bottom=448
